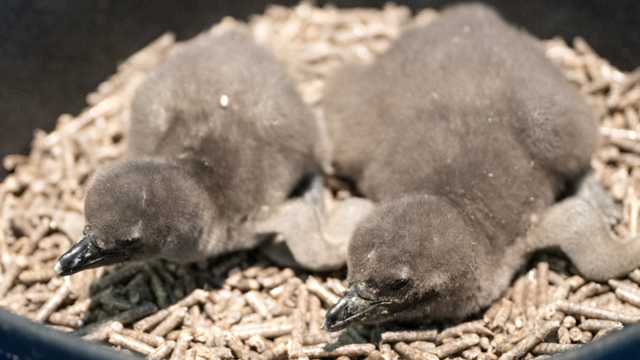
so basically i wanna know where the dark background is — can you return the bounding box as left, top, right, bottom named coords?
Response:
left=1, top=0, right=639, bottom=179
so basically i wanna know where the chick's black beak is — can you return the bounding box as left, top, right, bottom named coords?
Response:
left=322, top=287, right=391, bottom=332
left=54, top=236, right=128, bottom=276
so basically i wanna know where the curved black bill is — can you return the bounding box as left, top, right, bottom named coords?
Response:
left=54, top=236, right=128, bottom=277
left=322, top=287, right=391, bottom=332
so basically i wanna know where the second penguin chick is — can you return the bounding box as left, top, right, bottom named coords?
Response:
left=322, top=4, right=640, bottom=331
left=55, top=29, right=324, bottom=276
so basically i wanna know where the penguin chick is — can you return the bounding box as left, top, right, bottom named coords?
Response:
left=55, top=29, right=322, bottom=276
left=322, top=4, right=640, bottom=331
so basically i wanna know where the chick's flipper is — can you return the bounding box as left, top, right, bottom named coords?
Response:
left=525, top=195, right=640, bottom=282
left=255, top=197, right=373, bottom=272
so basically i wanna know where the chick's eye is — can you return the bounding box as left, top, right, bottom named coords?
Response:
left=119, top=237, right=140, bottom=246
left=389, top=278, right=410, bottom=291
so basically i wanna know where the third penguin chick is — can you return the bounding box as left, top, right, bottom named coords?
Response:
left=55, top=28, right=322, bottom=276
left=322, top=4, right=640, bottom=331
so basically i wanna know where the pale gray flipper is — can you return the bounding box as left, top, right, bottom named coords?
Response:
left=572, top=171, right=621, bottom=224
left=525, top=196, right=640, bottom=281
left=255, top=197, right=374, bottom=271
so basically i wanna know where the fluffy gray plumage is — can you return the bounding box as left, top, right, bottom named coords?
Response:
left=323, top=4, right=640, bottom=331
left=55, top=29, right=322, bottom=276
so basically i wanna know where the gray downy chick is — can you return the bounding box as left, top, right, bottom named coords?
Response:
left=55, top=28, right=333, bottom=276
left=322, top=3, right=640, bottom=331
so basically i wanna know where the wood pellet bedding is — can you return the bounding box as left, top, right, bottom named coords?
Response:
left=2, top=3, right=640, bottom=360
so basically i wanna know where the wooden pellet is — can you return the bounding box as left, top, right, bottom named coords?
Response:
left=246, top=335, right=271, bottom=353
left=207, top=347, right=234, bottom=360
left=83, top=321, right=124, bottom=342
left=288, top=285, right=308, bottom=358
left=48, top=312, right=83, bottom=328
left=305, top=276, right=339, bottom=306
left=393, top=342, right=438, bottom=360
left=555, top=300, right=640, bottom=323
left=325, top=278, right=348, bottom=296
left=537, top=262, right=549, bottom=308
left=184, top=348, right=197, bottom=360
left=552, top=282, right=571, bottom=302
left=273, top=278, right=299, bottom=306
left=134, top=289, right=207, bottom=331
left=245, top=291, right=272, bottom=319
left=437, top=320, right=493, bottom=343
left=614, top=287, right=640, bottom=308
left=565, top=276, right=586, bottom=291
left=66, top=298, right=91, bottom=315
left=302, top=343, right=376, bottom=358
left=120, top=328, right=165, bottom=347
left=531, top=343, right=580, bottom=355
left=225, top=332, right=253, bottom=359
left=257, top=343, right=287, bottom=360
left=411, top=341, right=436, bottom=351
left=582, top=291, right=618, bottom=308
left=381, top=329, right=438, bottom=344
left=308, top=295, right=322, bottom=334
left=34, top=278, right=71, bottom=322
left=580, top=331, right=593, bottom=343
left=346, top=324, right=369, bottom=343
left=203, top=325, right=226, bottom=348
left=149, top=340, right=176, bottom=360
left=260, top=268, right=294, bottom=289
left=490, top=299, right=513, bottom=332
left=185, top=304, right=202, bottom=329
left=498, top=321, right=560, bottom=360
left=303, top=331, right=343, bottom=346
left=80, top=302, right=158, bottom=337
left=165, top=330, right=182, bottom=342
left=364, top=350, right=385, bottom=360
left=430, top=334, right=479, bottom=359
left=101, top=292, right=133, bottom=312
left=109, top=332, right=156, bottom=356
left=568, top=283, right=611, bottom=302
left=568, top=327, right=583, bottom=342
left=557, top=326, right=571, bottom=345
left=461, top=346, right=482, bottom=360
left=153, top=262, right=176, bottom=286
left=561, top=316, right=576, bottom=329
left=217, top=296, right=247, bottom=328
left=226, top=273, right=260, bottom=291
left=125, top=272, right=148, bottom=304
left=150, top=306, right=188, bottom=337
left=90, top=263, right=145, bottom=293
left=578, top=319, right=623, bottom=331
left=150, top=271, right=169, bottom=309
left=379, top=343, right=401, bottom=360
left=525, top=270, right=538, bottom=310
left=483, top=301, right=503, bottom=323
left=609, top=278, right=640, bottom=293
left=18, top=268, right=56, bottom=284
left=169, top=332, right=193, bottom=360
left=232, top=322, right=293, bottom=340
left=478, top=337, right=491, bottom=352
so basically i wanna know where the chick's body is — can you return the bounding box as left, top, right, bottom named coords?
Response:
left=56, top=30, right=322, bottom=275
left=323, top=4, right=597, bottom=326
